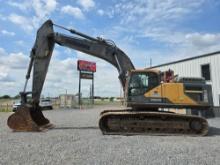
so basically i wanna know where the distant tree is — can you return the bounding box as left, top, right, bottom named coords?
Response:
left=0, top=95, right=11, bottom=99
left=13, top=94, right=20, bottom=99
left=109, top=97, right=114, bottom=102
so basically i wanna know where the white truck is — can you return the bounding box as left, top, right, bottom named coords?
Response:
left=40, top=99, right=53, bottom=110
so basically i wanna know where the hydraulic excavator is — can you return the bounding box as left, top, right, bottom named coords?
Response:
left=7, top=20, right=213, bottom=136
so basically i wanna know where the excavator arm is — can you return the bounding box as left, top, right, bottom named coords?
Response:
left=8, top=19, right=134, bottom=131
left=29, top=20, right=134, bottom=104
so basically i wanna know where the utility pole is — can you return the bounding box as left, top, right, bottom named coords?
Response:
left=65, top=89, right=67, bottom=108
left=150, top=58, right=152, bottom=67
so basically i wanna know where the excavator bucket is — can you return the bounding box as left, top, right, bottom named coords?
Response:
left=7, top=105, right=54, bottom=132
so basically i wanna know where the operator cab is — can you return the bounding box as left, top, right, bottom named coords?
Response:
left=127, top=70, right=160, bottom=97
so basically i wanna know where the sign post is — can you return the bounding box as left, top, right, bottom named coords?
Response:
left=77, top=60, right=96, bottom=107
left=78, top=70, right=81, bottom=106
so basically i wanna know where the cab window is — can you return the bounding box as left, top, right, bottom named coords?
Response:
left=128, top=72, right=159, bottom=96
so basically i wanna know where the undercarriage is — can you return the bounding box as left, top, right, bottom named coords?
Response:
left=99, top=109, right=209, bottom=136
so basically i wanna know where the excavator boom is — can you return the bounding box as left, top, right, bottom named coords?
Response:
left=31, top=20, right=134, bottom=104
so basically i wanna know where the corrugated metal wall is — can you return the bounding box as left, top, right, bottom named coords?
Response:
left=153, top=53, right=220, bottom=107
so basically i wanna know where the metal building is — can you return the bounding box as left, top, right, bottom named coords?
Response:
left=150, top=51, right=220, bottom=113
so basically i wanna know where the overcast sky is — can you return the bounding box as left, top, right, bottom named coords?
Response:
left=0, top=0, right=220, bottom=97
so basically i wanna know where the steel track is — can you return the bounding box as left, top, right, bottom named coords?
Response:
left=99, top=110, right=208, bottom=136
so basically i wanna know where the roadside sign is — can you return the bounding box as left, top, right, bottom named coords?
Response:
left=77, top=59, right=96, bottom=106
left=77, top=60, right=96, bottom=72
left=80, top=72, right=93, bottom=79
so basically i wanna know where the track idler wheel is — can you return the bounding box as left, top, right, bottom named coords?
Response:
left=7, top=105, right=54, bottom=132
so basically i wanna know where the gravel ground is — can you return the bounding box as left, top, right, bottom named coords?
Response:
left=0, top=105, right=220, bottom=165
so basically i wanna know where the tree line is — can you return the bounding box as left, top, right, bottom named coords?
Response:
left=0, top=95, right=20, bottom=99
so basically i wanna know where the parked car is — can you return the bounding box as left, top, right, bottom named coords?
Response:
left=40, top=99, right=53, bottom=110
left=12, top=99, right=53, bottom=111
left=12, top=102, right=21, bottom=112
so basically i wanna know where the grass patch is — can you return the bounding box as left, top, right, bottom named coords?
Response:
left=0, top=109, right=12, bottom=112
left=94, top=100, right=121, bottom=106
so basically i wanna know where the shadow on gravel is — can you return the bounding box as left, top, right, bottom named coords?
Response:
left=208, top=127, right=220, bottom=136
left=54, top=126, right=99, bottom=130
left=53, top=126, right=220, bottom=136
